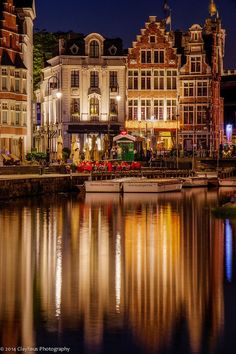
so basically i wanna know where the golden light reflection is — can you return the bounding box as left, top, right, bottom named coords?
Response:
left=0, top=190, right=228, bottom=353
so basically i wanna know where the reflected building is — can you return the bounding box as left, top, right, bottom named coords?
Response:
left=0, top=191, right=229, bottom=353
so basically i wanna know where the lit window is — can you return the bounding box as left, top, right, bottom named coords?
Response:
left=90, top=97, right=99, bottom=116
left=154, top=100, right=164, bottom=120
left=128, top=100, right=138, bottom=120
left=71, top=98, right=80, bottom=119
left=141, top=100, right=151, bottom=120
left=197, top=81, right=208, bottom=96
left=110, top=99, right=118, bottom=116
left=166, top=100, right=177, bottom=120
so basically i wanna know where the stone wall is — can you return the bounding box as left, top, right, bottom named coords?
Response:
left=0, top=174, right=88, bottom=199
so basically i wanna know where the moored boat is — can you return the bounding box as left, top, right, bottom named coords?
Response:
left=182, top=176, right=208, bottom=188
left=84, top=180, right=122, bottom=193
left=218, top=177, right=236, bottom=187
left=122, top=178, right=182, bottom=193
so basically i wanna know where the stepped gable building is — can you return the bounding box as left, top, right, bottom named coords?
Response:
left=126, top=9, right=225, bottom=155
left=0, top=0, right=35, bottom=161
left=126, top=15, right=179, bottom=151
left=35, top=33, right=126, bottom=156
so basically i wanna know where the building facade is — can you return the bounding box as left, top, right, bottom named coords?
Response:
left=126, top=12, right=225, bottom=156
left=35, top=33, right=126, bottom=159
left=0, top=0, right=35, bottom=160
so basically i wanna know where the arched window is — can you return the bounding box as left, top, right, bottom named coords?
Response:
left=89, top=40, right=99, bottom=58
left=90, top=97, right=99, bottom=116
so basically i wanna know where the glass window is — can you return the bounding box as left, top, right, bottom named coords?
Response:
left=109, top=71, right=118, bottom=90
left=90, top=71, right=99, bottom=88
left=190, top=56, right=201, bottom=73
left=183, top=82, right=194, bottom=97
left=196, top=105, right=207, bottom=125
left=15, top=79, right=20, bottom=92
left=141, top=50, right=151, bottom=63
left=154, top=70, right=164, bottom=89
left=16, top=112, right=20, bottom=125
left=154, top=50, right=165, bottom=63
left=166, top=100, right=177, bottom=120
left=90, top=40, right=99, bottom=58
left=197, top=81, right=208, bottom=96
left=128, top=70, right=138, bottom=90
left=149, top=35, right=156, bottom=43
left=90, top=97, right=99, bottom=116
left=183, top=106, right=194, bottom=125
left=110, top=99, right=118, bottom=116
left=166, top=70, right=177, bottom=90
left=71, top=70, right=79, bottom=88
left=71, top=98, right=80, bottom=118
left=154, top=100, right=164, bottom=120
left=2, top=77, right=7, bottom=90
left=141, top=99, right=151, bottom=120
left=128, top=100, right=138, bottom=120
left=141, top=71, right=151, bottom=90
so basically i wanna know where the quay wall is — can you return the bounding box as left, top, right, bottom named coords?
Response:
left=0, top=174, right=89, bottom=200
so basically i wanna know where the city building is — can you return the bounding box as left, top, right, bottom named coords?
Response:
left=34, top=33, right=126, bottom=159
left=0, top=0, right=35, bottom=161
left=126, top=6, right=225, bottom=156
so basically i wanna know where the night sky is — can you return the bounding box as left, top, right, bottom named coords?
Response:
left=35, top=0, right=236, bottom=68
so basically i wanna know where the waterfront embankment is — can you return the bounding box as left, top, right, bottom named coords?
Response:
left=0, top=173, right=89, bottom=200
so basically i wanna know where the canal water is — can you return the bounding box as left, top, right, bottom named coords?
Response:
left=0, top=188, right=236, bottom=354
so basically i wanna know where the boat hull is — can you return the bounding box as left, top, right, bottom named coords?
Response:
left=219, top=179, right=236, bottom=187
left=122, top=180, right=182, bottom=193
left=182, top=177, right=208, bottom=188
left=85, top=180, right=121, bottom=193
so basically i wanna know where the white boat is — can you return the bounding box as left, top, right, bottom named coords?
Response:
left=182, top=176, right=208, bottom=188
left=218, top=177, right=236, bottom=187
left=122, top=178, right=182, bottom=193
left=85, top=180, right=122, bottom=193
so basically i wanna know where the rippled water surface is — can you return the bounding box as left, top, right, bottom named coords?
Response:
left=1, top=188, right=236, bottom=353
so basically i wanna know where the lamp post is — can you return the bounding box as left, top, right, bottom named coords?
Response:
left=108, top=84, right=121, bottom=153
left=46, top=75, right=62, bottom=163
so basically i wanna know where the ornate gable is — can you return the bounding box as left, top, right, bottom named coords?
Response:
left=128, top=16, right=178, bottom=68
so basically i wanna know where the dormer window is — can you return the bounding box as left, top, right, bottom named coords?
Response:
left=90, top=40, right=99, bottom=58
left=70, top=44, right=79, bottom=55
left=108, top=45, right=117, bottom=56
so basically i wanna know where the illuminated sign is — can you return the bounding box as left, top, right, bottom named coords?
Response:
left=226, top=124, right=233, bottom=143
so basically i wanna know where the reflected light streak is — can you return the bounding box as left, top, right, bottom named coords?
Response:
left=55, top=236, right=62, bottom=317
left=115, top=233, right=121, bottom=313
left=225, top=219, right=232, bottom=282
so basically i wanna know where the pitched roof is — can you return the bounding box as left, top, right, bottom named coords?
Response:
left=14, top=52, right=27, bottom=68
left=0, top=50, right=14, bottom=66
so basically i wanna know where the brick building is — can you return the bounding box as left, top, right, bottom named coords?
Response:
left=0, top=0, right=35, bottom=161
left=126, top=11, right=225, bottom=156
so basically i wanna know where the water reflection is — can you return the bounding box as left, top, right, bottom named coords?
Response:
left=0, top=189, right=234, bottom=353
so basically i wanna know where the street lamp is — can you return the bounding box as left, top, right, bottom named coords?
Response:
left=46, top=75, right=62, bottom=163
left=108, top=84, right=121, bottom=153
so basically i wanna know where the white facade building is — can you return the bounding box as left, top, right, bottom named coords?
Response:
left=35, top=33, right=126, bottom=159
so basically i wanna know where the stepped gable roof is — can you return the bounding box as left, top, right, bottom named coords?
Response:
left=0, top=50, right=14, bottom=66
left=14, top=52, right=27, bottom=68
